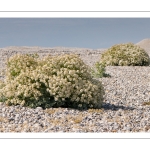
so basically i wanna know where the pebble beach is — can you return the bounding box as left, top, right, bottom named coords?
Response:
left=0, top=46, right=150, bottom=132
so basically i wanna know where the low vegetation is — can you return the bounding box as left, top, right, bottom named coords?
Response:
left=91, top=62, right=110, bottom=78
left=0, top=53, right=104, bottom=110
left=99, top=43, right=150, bottom=66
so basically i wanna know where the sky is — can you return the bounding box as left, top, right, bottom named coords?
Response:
left=0, top=18, right=150, bottom=49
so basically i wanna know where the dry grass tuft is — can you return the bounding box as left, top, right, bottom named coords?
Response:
left=142, top=102, right=150, bottom=106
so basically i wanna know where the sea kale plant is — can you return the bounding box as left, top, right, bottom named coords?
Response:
left=0, top=53, right=104, bottom=109
left=99, top=43, right=150, bottom=66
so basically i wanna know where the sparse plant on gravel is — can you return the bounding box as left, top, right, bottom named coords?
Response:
left=0, top=53, right=104, bottom=109
left=99, top=43, right=150, bottom=66
left=91, top=62, right=110, bottom=78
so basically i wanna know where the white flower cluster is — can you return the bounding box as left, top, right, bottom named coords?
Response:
left=6, top=53, right=39, bottom=80
left=0, top=53, right=104, bottom=109
left=99, top=43, right=150, bottom=66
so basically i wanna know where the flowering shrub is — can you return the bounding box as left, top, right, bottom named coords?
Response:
left=0, top=53, right=104, bottom=109
left=99, top=43, right=150, bottom=66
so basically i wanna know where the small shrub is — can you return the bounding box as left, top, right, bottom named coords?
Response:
left=99, top=43, right=150, bottom=66
left=91, top=62, right=110, bottom=78
left=0, top=53, right=104, bottom=109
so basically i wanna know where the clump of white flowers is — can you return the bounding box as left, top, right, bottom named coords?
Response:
left=0, top=53, right=104, bottom=109
left=99, top=43, right=150, bottom=66
left=6, top=53, right=39, bottom=80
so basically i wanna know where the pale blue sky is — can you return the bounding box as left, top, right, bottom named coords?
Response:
left=0, top=18, right=150, bottom=49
